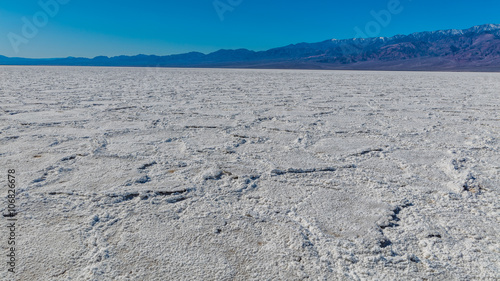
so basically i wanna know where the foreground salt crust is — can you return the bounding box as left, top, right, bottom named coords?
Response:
left=0, top=66, right=499, bottom=280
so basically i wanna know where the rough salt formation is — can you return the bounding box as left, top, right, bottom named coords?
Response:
left=0, top=66, right=498, bottom=280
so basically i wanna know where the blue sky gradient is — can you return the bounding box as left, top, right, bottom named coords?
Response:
left=0, top=0, right=499, bottom=58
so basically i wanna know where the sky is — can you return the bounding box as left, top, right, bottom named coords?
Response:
left=0, top=0, right=499, bottom=58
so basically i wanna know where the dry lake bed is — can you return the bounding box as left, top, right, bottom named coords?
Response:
left=0, top=66, right=499, bottom=280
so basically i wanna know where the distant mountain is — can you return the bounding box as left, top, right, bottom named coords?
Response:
left=1, top=24, right=500, bottom=71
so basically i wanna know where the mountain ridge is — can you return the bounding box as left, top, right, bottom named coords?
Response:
left=1, top=24, right=499, bottom=71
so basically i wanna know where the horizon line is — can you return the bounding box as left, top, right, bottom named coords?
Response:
left=3, top=23, right=498, bottom=60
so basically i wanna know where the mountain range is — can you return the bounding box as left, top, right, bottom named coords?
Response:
left=1, top=24, right=500, bottom=71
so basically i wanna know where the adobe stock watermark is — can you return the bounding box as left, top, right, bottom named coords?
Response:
left=213, top=0, right=243, bottom=21
left=354, top=0, right=410, bottom=38
left=8, top=0, right=70, bottom=54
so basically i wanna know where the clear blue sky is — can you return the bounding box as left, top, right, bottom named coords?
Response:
left=0, top=0, right=498, bottom=58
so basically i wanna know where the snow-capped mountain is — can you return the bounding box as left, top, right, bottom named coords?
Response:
left=1, top=24, right=500, bottom=71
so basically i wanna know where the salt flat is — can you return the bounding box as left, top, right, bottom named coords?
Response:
left=0, top=66, right=499, bottom=280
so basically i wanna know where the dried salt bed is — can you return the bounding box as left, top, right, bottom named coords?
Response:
left=0, top=66, right=499, bottom=280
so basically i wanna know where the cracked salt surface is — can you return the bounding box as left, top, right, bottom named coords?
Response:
left=0, top=66, right=499, bottom=280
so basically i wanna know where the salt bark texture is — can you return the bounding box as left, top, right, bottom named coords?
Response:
left=0, top=66, right=499, bottom=280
